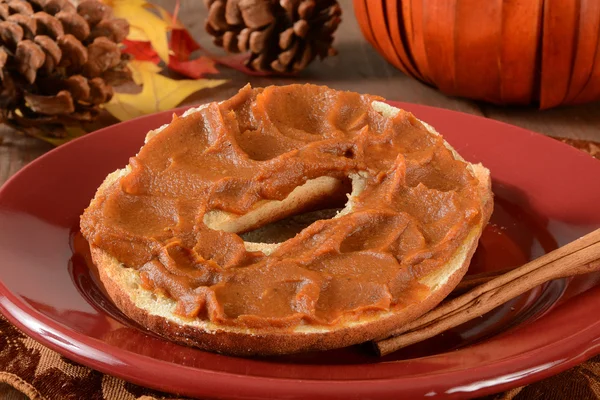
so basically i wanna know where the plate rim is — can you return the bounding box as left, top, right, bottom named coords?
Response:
left=1, top=101, right=599, bottom=399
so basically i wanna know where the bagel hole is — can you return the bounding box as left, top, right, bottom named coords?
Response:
left=240, top=178, right=352, bottom=244
left=240, top=208, right=341, bottom=244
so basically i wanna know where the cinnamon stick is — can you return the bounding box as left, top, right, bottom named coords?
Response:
left=450, top=266, right=518, bottom=296
left=375, top=228, right=600, bottom=356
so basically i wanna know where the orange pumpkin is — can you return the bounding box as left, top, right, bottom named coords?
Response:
left=354, top=0, right=600, bottom=108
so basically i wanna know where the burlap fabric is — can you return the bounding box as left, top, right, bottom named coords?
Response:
left=1, top=138, right=599, bottom=400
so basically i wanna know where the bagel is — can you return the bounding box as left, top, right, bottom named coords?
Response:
left=81, top=84, right=493, bottom=356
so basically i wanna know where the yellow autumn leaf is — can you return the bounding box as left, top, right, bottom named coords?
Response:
left=127, top=26, right=150, bottom=42
left=155, top=4, right=183, bottom=29
left=102, top=0, right=170, bottom=62
left=128, top=58, right=154, bottom=85
left=103, top=61, right=227, bottom=121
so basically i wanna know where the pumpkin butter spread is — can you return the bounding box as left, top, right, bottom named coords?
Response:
left=81, top=84, right=484, bottom=330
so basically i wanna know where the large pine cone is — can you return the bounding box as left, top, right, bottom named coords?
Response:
left=205, top=0, right=341, bottom=73
left=0, top=0, right=131, bottom=138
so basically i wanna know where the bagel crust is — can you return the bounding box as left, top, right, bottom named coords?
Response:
left=81, top=84, right=493, bottom=356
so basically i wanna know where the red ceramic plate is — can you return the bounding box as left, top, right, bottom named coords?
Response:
left=1, top=102, right=600, bottom=400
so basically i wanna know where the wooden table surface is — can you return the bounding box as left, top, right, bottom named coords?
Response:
left=0, top=1, right=599, bottom=399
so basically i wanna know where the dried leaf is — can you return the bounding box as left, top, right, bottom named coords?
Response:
left=168, top=28, right=218, bottom=78
left=169, top=55, right=219, bottom=79
left=103, top=60, right=227, bottom=121
left=111, top=1, right=221, bottom=78
left=162, top=8, right=218, bottom=78
left=128, top=61, right=144, bottom=85
left=170, top=26, right=200, bottom=61
left=156, top=2, right=183, bottom=29
left=122, top=39, right=160, bottom=64
left=127, top=25, right=149, bottom=41
left=102, top=0, right=170, bottom=62
left=212, top=53, right=273, bottom=76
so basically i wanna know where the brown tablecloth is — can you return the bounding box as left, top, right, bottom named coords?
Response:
left=1, top=138, right=599, bottom=400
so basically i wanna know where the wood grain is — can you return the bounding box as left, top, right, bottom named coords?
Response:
left=480, top=100, right=600, bottom=142
left=0, top=127, right=52, bottom=186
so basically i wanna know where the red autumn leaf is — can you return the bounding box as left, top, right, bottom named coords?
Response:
left=168, top=55, right=219, bottom=78
left=122, top=39, right=160, bottom=64
left=167, top=28, right=219, bottom=78
left=211, top=53, right=274, bottom=76
left=170, top=28, right=200, bottom=61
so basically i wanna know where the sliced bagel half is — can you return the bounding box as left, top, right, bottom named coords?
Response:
left=83, top=92, right=493, bottom=356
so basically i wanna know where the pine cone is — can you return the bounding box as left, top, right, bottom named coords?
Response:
left=205, top=0, right=341, bottom=73
left=0, top=0, right=131, bottom=138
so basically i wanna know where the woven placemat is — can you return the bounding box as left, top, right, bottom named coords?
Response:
left=1, top=138, right=599, bottom=400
